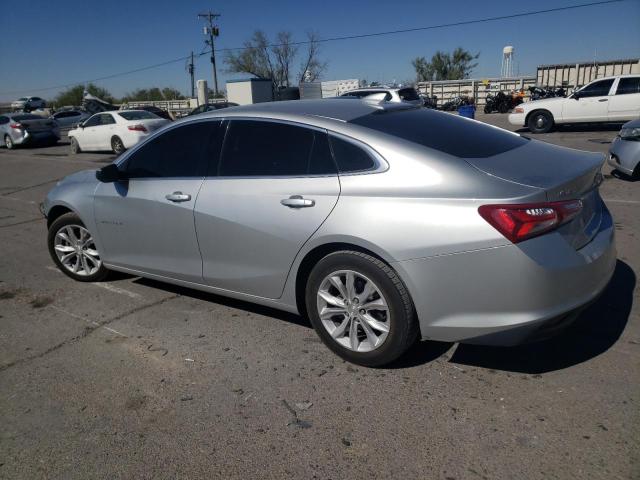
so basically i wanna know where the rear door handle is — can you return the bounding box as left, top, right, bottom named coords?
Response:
left=598, top=98, right=608, bottom=102
left=165, top=191, right=191, bottom=202
left=280, top=195, right=315, bottom=208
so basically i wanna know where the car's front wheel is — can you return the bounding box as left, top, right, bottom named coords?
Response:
left=527, top=110, right=554, bottom=133
left=47, top=212, right=109, bottom=282
left=69, top=137, right=81, bottom=154
left=305, top=251, right=418, bottom=367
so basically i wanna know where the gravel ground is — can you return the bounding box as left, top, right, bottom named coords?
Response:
left=0, top=114, right=638, bottom=479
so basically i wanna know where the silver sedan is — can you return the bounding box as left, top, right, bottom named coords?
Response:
left=608, top=118, right=640, bottom=178
left=43, top=99, right=616, bottom=366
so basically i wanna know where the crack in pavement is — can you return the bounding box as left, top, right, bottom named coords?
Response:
left=1, top=178, right=62, bottom=196
left=0, top=293, right=180, bottom=373
left=0, top=218, right=44, bottom=228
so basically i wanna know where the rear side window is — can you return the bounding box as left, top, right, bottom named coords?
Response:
left=0, top=116, right=9, bottom=125
left=12, top=114, right=41, bottom=121
left=398, top=88, right=420, bottom=101
left=329, top=136, right=376, bottom=172
left=578, top=79, right=614, bottom=97
left=125, top=121, right=221, bottom=178
left=616, top=77, right=640, bottom=95
left=98, top=114, right=115, bottom=125
left=350, top=108, right=528, bottom=158
left=119, top=111, right=158, bottom=121
left=219, top=120, right=336, bottom=176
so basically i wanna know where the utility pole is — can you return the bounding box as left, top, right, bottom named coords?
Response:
left=187, top=51, right=195, bottom=98
left=198, top=11, right=221, bottom=98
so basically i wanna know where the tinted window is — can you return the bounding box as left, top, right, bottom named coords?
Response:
left=350, top=108, right=528, bottom=158
left=0, top=116, right=8, bottom=125
left=616, top=77, right=640, bottom=95
left=578, top=79, right=614, bottom=98
left=119, top=111, right=158, bottom=120
left=329, top=136, right=376, bottom=172
left=398, top=88, right=420, bottom=101
left=54, top=111, right=80, bottom=119
left=83, top=115, right=100, bottom=127
left=219, top=120, right=336, bottom=176
left=12, top=114, right=41, bottom=121
left=97, top=114, right=115, bottom=125
left=125, top=121, right=221, bottom=178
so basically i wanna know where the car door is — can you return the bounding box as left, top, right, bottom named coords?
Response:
left=608, top=76, right=640, bottom=122
left=562, top=78, right=615, bottom=122
left=95, top=113, right=117, bottom=150
left=77, top=114, right=101, bottom=149
left=93, top=120, right=222, bottom=282
left=195, top=119, right=340, bottom=299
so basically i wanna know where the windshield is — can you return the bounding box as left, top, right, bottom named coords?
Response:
left=118, top=111, right=159, bottom=120
left=350, top=108, right=528, bottom=158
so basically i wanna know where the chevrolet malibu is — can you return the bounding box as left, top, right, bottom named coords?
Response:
left=43, top=100, right=616, bottom=366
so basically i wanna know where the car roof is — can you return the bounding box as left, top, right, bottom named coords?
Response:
left=195, top=99, right=412, bottom=123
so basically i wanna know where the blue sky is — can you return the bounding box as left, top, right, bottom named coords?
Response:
left=1, top=0, right=639, bottom=101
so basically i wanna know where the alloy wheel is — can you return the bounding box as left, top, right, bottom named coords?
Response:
left=316, top=269, right=390, bottom=352
left=53, top=224, right=101, bottom=276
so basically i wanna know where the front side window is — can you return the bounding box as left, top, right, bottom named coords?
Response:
left=0, top=116, right=8, bottom=125
left=125, top=121, right=221, bottom=179
left=218, top=120, right=336, bottom=177
left=83, top=115, right=101, bottom=127
left=577, top=79, right=614, bottom=98
left=616, top=77, right=640, bottom=95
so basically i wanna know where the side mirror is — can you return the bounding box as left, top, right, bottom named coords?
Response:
left=76, top=122, right=85, bottom=128
left=572, top=92, right=580, bottom=100
left=96, top=163, right=126, bottom=183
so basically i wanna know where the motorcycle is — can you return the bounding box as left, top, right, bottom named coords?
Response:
left=441, top=95, right=472, bottom=112
left=421, top=94, right=438, bottom=109
left=528, top=86, right=567, bottom=101
left=484, top=90, right=523, bottom=114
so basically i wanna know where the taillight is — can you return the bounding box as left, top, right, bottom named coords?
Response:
left=128, top=124, right=147, bottom=132
left=10, top=123, right=24, bottom=129
left=478, top=199, right=583, bottom=243
left=514, top=107, right=524, bottom=113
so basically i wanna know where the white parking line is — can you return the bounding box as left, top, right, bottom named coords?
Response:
left=46, top=266, right=141, bottom=299
left=50, top=305, right=127, bottom=337
left=603, top=199, right=640, bottom=205
left=92, top=282, right=142, bottom=299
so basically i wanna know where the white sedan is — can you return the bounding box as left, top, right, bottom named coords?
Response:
left=509, top=74, right=640, bottom=133
left=68, top=110, right=170, bottom=154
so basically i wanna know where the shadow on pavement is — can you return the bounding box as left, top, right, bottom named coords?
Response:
left=449, top=260, right=635, bottom=374
left=610, top=169, right=639, bottom=182
left=133, top=277, right=312, bottom=330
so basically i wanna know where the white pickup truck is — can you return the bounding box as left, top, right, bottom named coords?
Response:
left=509, top=75, right=640, bottom=133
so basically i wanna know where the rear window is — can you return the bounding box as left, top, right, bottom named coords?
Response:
left=616, top=77, right=640, bottom=95
left=398, top=88, right=420, bottom=101
left=349, top=108, right=528, bottom=158
left=118, top=111, right=158, bottom=120
left=12, top=114, right=41, bottom=121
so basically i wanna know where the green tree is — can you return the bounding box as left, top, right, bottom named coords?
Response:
left=412, top=48, right=479, bottom=82
left=122, top=87, right=185, bottom=102
left=54, top=83, right=115, bottom=107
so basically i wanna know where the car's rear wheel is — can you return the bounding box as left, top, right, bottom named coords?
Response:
left=69, top=137, right=81, bottom=154
left=305, top=251, right=418, bottom=367
left=111, top=136, right=125, bottom=155
left=47, top=212, right=109, bottom=282
left=4, top=135, right=15, bottom=149
left=527, top=110, right=554, bottom=133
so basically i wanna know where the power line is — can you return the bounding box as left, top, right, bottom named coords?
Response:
left=0, top=0, right=625, bottom=96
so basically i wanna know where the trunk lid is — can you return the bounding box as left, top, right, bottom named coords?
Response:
left=467, top=139, right=605, bottom=249
left=21, top=117, right=56, bottom=133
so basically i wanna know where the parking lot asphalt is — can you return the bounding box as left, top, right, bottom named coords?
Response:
left=0, top=114, right=638, bottom=479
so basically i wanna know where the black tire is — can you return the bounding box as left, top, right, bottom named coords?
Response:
left=111, top=136, right=125, bottom=155
left=498, top=102, right=510, bottom=114
left=47, top=212, right=109, bottom=282
left=305, top=251, right=418, bottom=367
left=483, top=105, right=492, bottom=114
left=632, top=163, right=640, bottom=181
left=527, top=110, right=554, bottom=134
left=4, top=135, right=15, bottom=149
left=69, top=137, right=81, bottom=154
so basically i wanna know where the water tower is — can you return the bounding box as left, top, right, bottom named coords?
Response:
left=501, top=46, right=514, bottom=78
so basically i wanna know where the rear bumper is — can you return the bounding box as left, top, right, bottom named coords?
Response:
left=13, top=130, right=60, bottom=145
left=394, top=206, right=616, bottom=345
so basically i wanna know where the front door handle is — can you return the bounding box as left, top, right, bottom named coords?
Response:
left=598, top=98, right=608, bottom=102
left=280, top=195, right=315, bottom=208
left=165, top=191, right=191, bottom=202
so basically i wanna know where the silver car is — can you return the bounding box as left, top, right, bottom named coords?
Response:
left=0, top=113, right=60, bottom=149
left=51, top=109, right=91, bottom=128
left=607, top=119, right=640, bottom=178
left=43, top=100, right=616, bottom=366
